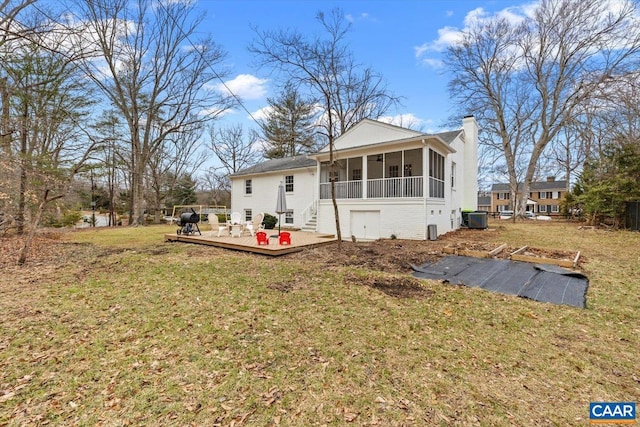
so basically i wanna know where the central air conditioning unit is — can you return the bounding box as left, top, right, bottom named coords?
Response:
left=467, top=212, right=488, bottom=229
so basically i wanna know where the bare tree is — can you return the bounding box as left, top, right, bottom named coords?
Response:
left=73, top=0, right=235, bottom=225
left=0, top=0, right=39, bottom=154
left=445, top=0, right=640, bottom=218
left=250, top=8, right=401, bottom=244
left=5, top=45, right=98, bottom=263
left=147, top=122, right=208, bottom=223
left=208, top=123, right=261, bottom=175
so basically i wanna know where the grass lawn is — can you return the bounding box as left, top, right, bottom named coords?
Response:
left=0, top=221, right=638, bottom=426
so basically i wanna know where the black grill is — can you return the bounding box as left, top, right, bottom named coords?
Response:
left=176, top=209, right=201, bottom=236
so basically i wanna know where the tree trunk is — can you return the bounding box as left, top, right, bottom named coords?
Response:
left=0, top=77, right=11, bottom=154
left=16, top=104, right=28, bottom=234
left=132, top=160, right=146, bottom=226
left=17, top=189, right=62, bottom=265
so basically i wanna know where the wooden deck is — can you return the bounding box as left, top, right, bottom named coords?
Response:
left=164, top=229, right=337, bottom=256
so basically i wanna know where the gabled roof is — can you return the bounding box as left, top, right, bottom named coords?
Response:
left=437, top=129, right=463, bottom=144
left=231, top=120, right=465, bottom=178
left=491, top=180, right=568, bottom=191
left=322, top=119, right=424, bottom=152
left=318, top=119, right=463, bottom=152
left=231, top=156, right=316, bottom=177
left=477, top=196, right=491, bottom=206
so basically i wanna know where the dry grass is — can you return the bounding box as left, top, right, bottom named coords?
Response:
left=0, top=221, right=638, bottom=426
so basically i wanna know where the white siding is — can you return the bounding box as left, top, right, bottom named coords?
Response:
left=323, top=119, right=422, bottom=152
left=230, top=168, right=316, bottom=228
left=461, top=116, right=479, bottom=211
left=229, top=117, right=479, bottom=241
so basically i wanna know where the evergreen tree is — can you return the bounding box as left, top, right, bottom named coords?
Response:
left=261, top=83, right=317, bottom=158
left=170, top=174, right=198, bottom=206
left=574, top=139, right=640, bottom=227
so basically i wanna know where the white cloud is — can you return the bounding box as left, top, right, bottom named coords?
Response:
left=345, top=12, right=377, bottom=23
left=251, top=106, right=272, bottom=121
left=419, top=57, right=444, bottom=69
left=378, top=113, right=425, bottom=130
left=415, top=3, right=535, bottom=61
left=414, top=26, right=463, bottom=56
left=217, top=74, right=268, bottom=100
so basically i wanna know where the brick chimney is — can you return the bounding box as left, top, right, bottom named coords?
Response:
left=546, top=176, right=556, bottom=182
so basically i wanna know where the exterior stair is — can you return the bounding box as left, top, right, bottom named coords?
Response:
left=300, top=214, right=317, bottom=232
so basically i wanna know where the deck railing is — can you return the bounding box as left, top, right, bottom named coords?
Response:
left=301, top=200, right=318, bottom=225
left=319, top=176, right=423, bottom=199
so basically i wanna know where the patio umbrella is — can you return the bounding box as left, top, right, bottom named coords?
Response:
left=275, top=181, right=287, bottom=237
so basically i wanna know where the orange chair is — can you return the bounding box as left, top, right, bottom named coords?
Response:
left=256, top=231, right=269, bottom=245
left=278, top=231, right=291, bottom=245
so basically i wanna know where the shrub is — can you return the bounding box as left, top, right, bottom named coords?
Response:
left=263, top=213, right=277, bottom=229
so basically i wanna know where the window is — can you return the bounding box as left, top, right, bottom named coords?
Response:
left=551, top=205, right=559, bottom=213
left=245, top=179, right=252, bottom=195
left=352, top=169, right=362, bottom=181
left=285, top=175, right=294, bottom=192
left=498, top=192, right=510, bottom=200
left=451, top=162, right=456, bottom=188
left=429, top=149, right=445, bottom=198
left=285, top=211, right=294, bottom=224
left=244, top=209, right=252, bottom=222
left=539, top=191, right=546, bottom=199
left=389, top=165, right=399, bottom=178
left=539, top=205, right=547, bottom=212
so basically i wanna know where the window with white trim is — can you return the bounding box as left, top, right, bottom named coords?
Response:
left=539, top=205, right=547, bottom=212
left=244, top=209, right=252, bottom=222
left=498, top=192, right=510, bottom=200
left=429, top=149, right=445, bottom=198
left=451, top=162, right=456, bottom=188
left=389, top=165, right=399, bottom=178
left=551, top=205, right=559, bottom=213
left=285, top=211, right=294, bottom=224
left=285, top=175, right=294, bottom=192
left=245, top=179, right=252, bottom=195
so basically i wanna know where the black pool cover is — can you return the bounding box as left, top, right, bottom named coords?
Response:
left=412, top=256, right=588, bottom=308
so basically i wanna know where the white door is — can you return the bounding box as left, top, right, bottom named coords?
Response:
left=350, top=210, right=380, bottom=240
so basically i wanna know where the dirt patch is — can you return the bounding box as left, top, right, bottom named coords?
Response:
left=344, top=273, right=434, bottom=299
left=289, top=228, right=503, bottom=272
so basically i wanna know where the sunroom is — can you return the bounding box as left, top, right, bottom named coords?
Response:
left=317, top=140, right=454, bottom=201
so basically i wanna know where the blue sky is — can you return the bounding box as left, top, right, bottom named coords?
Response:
left=193, top=0, right=532, bottom=134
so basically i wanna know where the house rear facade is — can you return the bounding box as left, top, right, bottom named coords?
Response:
left=230, top=116, right=479, bottom=240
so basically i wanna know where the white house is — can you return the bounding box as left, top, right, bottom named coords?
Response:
left=230, top=116, right=478, bottom=240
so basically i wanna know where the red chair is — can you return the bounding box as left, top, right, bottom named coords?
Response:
left=278, top=231, right=291, bottom=245
left=256, top=231, right=269, bottom=245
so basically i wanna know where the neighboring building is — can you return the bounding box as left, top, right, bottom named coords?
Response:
left=490, top=177, right=567, bottom=216
left=477, top=192, right=491, bottom=212
left=230, top=116, right=479, bottom=240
